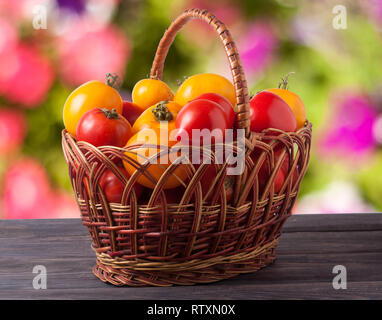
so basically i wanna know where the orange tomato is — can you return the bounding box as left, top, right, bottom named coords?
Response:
left=132, top=78, right=174, bottom=111
left=63, top=80, right=123, bottom=137
left=123, top=128, right=188, bottom=189
left=266, top=88, right=306, bottom=130
left=266, top=73, right=307, bottom=130
left=174, top=73, right=236, bottom=107
left=132, top=100, right=182, bottom=134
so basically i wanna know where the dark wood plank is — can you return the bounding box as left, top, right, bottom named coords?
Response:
left=1, top=250, right=381, bottom=291
left=1, top=281, right=382, bottom=300
left=283, top=213, right=382, bottom=232
left=0, top=214, right=381, bottom=300
left=278, top=230, right=382, bottom=254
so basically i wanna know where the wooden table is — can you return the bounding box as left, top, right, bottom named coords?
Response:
left=1, top=213, right=381, bottom=300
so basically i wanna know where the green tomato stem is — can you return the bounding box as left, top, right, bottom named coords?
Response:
left=278, top=72, right=295, bottom=90
left=101, top=108, right=119, bottom=119
left=152, top=101, right=173, bottom=122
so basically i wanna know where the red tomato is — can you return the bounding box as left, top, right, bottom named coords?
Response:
left=99, top=167, right=143, bottom=203
left=193, top=93, right=235, bottom=129
left=122, top=101, right=143, bottom=127
left=76, top=108, right=133, bottom=147
left=175, top=99, right=229, bottom=145
left=249, top=91, right=297, bottom=133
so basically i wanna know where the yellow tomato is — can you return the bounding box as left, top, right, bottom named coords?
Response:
left=266, top=88, right=307, bottom=130
left=123, top=128, right=188, bottom=189
left=63, top=80, right=123, bottom=137
left=174, top=73, right=236, bottom=107
left=132, top=101, right=182, bottom=134
left=132, top=78, right=174, bottom=111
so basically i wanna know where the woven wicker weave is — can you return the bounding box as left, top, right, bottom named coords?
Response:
left=62, top=8, right=312, bottom=287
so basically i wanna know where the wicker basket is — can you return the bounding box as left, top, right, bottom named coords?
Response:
left=62, top=8, right=312, bottom=287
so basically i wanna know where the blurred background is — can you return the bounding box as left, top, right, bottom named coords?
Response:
left=0, top=0, right=381, bottom=219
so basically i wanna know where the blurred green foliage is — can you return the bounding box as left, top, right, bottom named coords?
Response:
left=23, top=83, right=73, bottom=190
left=117, top=0, right=200, bottom=90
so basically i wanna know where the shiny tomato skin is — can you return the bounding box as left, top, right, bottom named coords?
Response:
left=266, top=88, right=307, bottom=130
left=174, top=73, right=236, bottom=107
left=132, top=78, right=174, bottom=112
left=99, top=167, right=143, bottom=203
left=193, top=93, right=235, bottom=129
left=175, top=99, right=229, bottom=145
left=63, top=80, right=123, bottom=137
left=249, top=91, right=297, bottom=133
left=122, top=101, right=142, bottom=126
left=76, top=108, right=133, bottom=147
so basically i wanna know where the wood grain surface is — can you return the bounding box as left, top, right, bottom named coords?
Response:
left=0, top=213, right=381, bottom=300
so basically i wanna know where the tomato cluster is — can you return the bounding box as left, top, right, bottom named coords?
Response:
left=63, top=72, right=307, bottom=204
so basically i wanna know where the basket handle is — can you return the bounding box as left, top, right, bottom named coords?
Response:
left=150, top=8, right=251, bottom=136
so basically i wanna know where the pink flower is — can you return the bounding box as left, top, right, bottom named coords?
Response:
left=185, top=0, right=240, bottom=26
left=51, top=192, right=80, bottom=218
left=318, top=92, right=378, bottom=160
left=1, top=158, right=81, bottom=219
left=294, top=181, right=376, bottom=214
left=0, top=44, right=54, bottom=108
left=0, top=0, right=51, bottom=23
left=239, top=23, right=278, bottom=78
left=0, top=18, right=17, bottom=53
left=0, top=1, right=26, bottom=22
left=372, top=114, right=382, bottom=144
left=361, top=0, right=382, bottom=30
left=57, top=21, right=130, bottom=86
left=0, top=108, right=27, bottom=155
left=2, top=158, right=53, bottom=219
